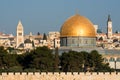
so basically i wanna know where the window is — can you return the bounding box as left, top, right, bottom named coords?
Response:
left=18, top=33, right=22, bottom=36
left=116, top=58, right=120, bottom=62
left=18, top=28, right=22, bottom=31
left=72, top=39, right=75, bottom=44
left=109, top=57, right=115, bottom=62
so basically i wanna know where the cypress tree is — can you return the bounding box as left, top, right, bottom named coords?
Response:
left=43, top=33, right=47, bottom=40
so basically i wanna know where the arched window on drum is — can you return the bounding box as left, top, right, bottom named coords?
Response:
left=109, top=57, right=115, bottom=62
left=116, top=58, right=120, bottom=62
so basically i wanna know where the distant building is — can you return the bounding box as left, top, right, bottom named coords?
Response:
left=15, top=21, right=60, bottom=50
left=96, top=15, right=120, bottom=49
left=48, top=32, right=60, bottom=49
left=0, top=32, right=15, bottom=48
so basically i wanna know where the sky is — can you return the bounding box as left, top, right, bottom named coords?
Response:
left=0, top=0, right=120, bottom=35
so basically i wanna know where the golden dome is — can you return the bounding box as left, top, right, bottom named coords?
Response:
left=60, top=14, right=96, bottom=37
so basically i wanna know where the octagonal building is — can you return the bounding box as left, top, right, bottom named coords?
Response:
left=60, top=14, right=96, bottom=48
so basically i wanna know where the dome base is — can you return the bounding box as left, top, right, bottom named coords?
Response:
left=60, top=36, right=96, bottom=48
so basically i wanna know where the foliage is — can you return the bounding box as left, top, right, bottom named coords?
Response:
left=43, top=33, right=47, bottom=40
left=98, top=37, right=103, bottom=41
left=113, top=39, right=118, bottom=43
left=0, top=46, right=8, bottom=69
left=18, top=46, right=54, bottom=71
left=3, top=54, right=20, bottom=69
left=7, top=47, right=14, bottom=53
left=97, top=29, right=102, bottom=33
left=61, top=51, right=84, bottom=72
left=60, top=50, right=111, bottom=72
left=37, top=32, right=40, bottom=35
left=0, top=46, right=113, bottom=72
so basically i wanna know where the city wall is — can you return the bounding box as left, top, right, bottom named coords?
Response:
left=0, top=72, right=120, bottom=80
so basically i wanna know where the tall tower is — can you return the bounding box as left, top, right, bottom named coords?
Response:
left=107, top=15, right=112, bottom=39
left=16, top=21, right=24, bottom=48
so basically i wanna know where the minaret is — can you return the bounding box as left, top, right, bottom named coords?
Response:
left=107, top=15, right=112, bottom=39
left=16, top=21, right=24, bottom=48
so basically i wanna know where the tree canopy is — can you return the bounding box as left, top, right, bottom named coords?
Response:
left=60, top=50, right=111, bottom=72
left=43, top=33, right=47, bottom=40
left=0, top=46, right=112, bottom=72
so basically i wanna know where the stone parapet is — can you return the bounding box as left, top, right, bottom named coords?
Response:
left=0, top=72, right=120, bottom=80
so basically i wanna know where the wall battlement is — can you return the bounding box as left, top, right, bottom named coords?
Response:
left=0, top=72, right=120, bottom=80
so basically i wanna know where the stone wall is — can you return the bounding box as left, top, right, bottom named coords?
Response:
left=0, top=72, right=120, bottom=80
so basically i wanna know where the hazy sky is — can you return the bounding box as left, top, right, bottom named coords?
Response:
left=0, top=0, right=120, bottom=35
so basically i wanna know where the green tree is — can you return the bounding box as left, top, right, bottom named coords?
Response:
left=33, top=46, right=54, bottom=71
left=37, top=32, right=40, bottom=35
left=43, top=33, right=47, bottom=40
left=97, top=29, right=102, bottom=33
left=0, top=46, right=8, bottom=69
left=80, top=51, right=89, bottom=72
left=99, top=37, right=103, bottom=41
left=61, top=51, right=84, bottom=72
left=3, top=54, right=22, bottom=71
left=89, top=50, right=111, bottom=72
left=18, top=46, right=54, bottom=71
left=60, top=50, right=111, bottom=72
left=20, top=53, right=34, bottom=70
left=0, top=45, right=111, bottom=72
left=7, top=47, right=14, bottom=53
